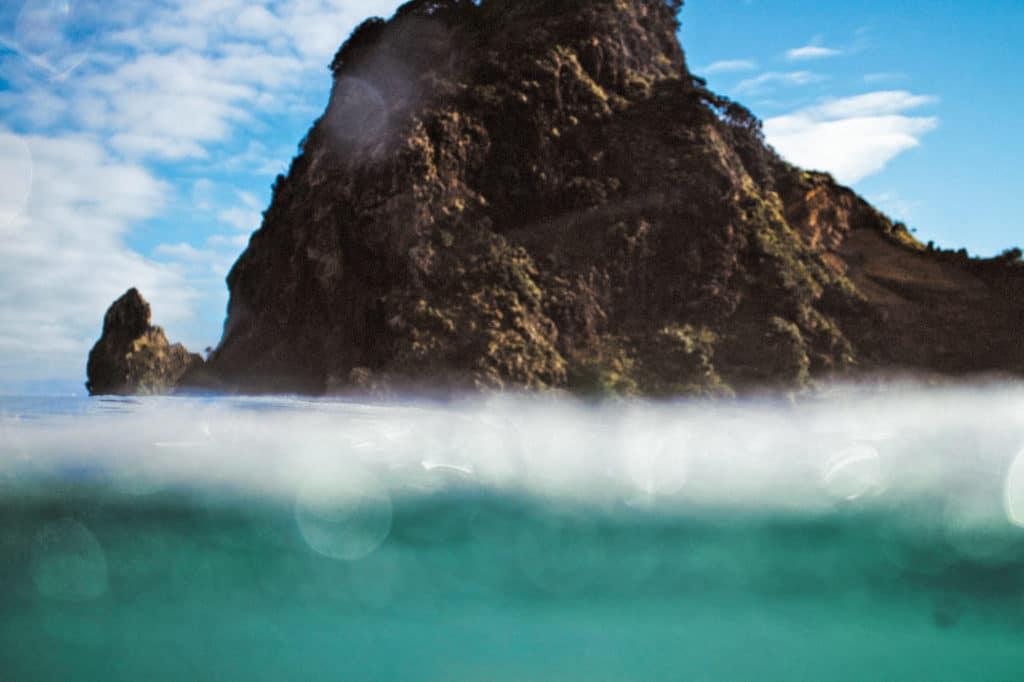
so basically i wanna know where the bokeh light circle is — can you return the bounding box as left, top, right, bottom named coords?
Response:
left=295, top=472, right=392, bottom=561
left=30, top=518, right=108, bottom=601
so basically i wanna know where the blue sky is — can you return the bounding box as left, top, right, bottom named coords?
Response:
left=683, top=0, right=1024, bottom=256
left=0, top=0, right=1020, bottom=394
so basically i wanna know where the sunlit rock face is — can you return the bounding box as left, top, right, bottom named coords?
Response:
left=202, top=0, right=1024, bottom=396
left=85, top=288, right=203, bottom=396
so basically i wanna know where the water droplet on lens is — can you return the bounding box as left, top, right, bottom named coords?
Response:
left=327, top=76, right=389, bottom=146
left=1003, top=447, right=1024, bottom=527
left=30, top=518, right=108, bottom=601
left=295, top=472, right=392, bottom=561
left=822, top=443, right=882, bottom=502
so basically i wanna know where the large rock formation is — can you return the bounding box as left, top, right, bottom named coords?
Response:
left=196, top=0, right=1023, bottom=397
left=86, top=289, right=204, bottom=396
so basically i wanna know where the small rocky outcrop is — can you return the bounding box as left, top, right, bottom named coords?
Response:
left=86, top=288, right=203, bottom=396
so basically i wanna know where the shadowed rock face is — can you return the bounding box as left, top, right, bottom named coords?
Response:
left=86, top=289, right=203, bottom=396
left=195, top=0, right=1023, bottom=397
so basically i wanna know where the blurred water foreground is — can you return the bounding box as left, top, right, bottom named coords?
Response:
left=3, top=387, right=1024, bottom=680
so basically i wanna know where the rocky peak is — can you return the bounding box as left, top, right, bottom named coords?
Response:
left=86, top=289, right=203, bottom=396
left=100, top=288, right=151, bottom=341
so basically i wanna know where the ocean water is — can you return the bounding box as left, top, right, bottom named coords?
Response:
left=3, top=387, right=1024, bottom=680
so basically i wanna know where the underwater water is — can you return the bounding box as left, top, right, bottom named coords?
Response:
left=3, top=388, right=1024, bottom=681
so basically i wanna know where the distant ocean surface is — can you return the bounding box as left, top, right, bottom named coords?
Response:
left=3, top=388, right=1024, bottom=681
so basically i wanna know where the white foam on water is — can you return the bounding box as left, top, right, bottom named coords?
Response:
left=3, top=385, right=1024, bottom=521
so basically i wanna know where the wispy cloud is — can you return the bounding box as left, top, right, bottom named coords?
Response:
left=0, top=128, right=190, bottom=385
left=864, top=72, right=906, bottom=84
left=735, top=70, right=826, bottom=95
left=218, top=205, right=262, bottom=233
left=700, top=59, right=758, bottom=75
left=0, top=0, right=407, bottom=166
left=786, top=45, right=842, bottom=61
left=208, top=233, right=251, bottom=249
left=764, top=91, right=939, bottom=184
left=868, top=191, right=920, bottom=222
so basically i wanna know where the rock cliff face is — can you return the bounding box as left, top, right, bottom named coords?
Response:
left=86, top=289, right=204, bottom=396
left=201, top=0, right=1024, bottom=396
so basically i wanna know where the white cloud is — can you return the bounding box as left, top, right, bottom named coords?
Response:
left=218, top=206, right=262, bottom=233
left=235, top=5, right=281, bottom=37
left=735, top=70, right=825, bottom=94
left=868, top=191, right=919, bottom=222
left=786, top=45, right=842, bottom=61
left=212, top=139, right=293, bottom=176
left=208, top=233, right=251, bottom=249
left=154, top=242, right=206, bottom=261
left=155, top=241, right=237, bottom=277
left=764, top=91, right=939, bottom=184
left=77, top=49, right=304, bottom=160
left=0, top=132, right=33, bottom=234
left=811, top=91, right=937, bottom=119
left=213, top=189, right=264, bottom=233
left=864, top=72, right=906, bottom=84
left=0, top=86, right=68, bottom=128
left=4, top=1, right=405, bottom=164
left=237, top=191, right=262, bottom=209
left=700, top=59, right=758, bottom=75
left=0, top=128, right=194, bottom=386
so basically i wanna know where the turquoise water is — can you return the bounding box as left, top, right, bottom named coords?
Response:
left=3, top=390, right=1024, bottom=680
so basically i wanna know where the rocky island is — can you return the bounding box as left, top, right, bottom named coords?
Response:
left=88, top=0, right=1023, bottom=397
left=86, top=288, right=203, bottom=395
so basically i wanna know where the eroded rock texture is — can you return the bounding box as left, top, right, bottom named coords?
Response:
left=200, top=0, right=1024, bottom=396
left=86, top=289, right=204, bottom=396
